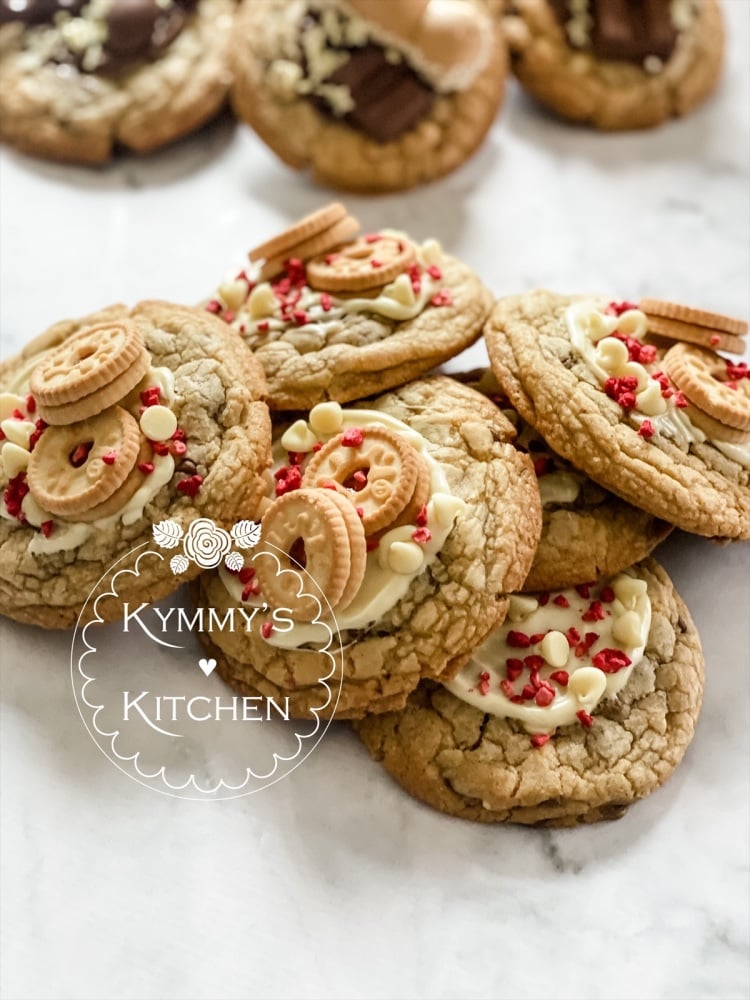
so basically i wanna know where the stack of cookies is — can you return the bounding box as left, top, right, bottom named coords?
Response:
left=1, top=205, right=747, bottom=828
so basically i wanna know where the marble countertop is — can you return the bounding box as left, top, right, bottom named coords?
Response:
left=1, top=4, right=749, bottom=999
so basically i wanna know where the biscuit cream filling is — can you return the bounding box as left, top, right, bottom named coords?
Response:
left=211, top=235, right=449, bottom=351
left=566, top=301, right=750, bottom=469
left=445, top=571, right=651, bottom=735
left=219, top=402, right=466, bottom=649
left=0, top=364, right=178, bottom=553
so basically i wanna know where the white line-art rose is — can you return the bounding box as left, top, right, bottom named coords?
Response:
left=183, top=518, right=232, bottom=570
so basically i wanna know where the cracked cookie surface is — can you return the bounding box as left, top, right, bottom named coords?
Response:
left=484, top=291, right=750, bottom=540
left=0, top=300, right=271, bottom=628
left=0, top=0, right=234, bottom=163
left=193, top=376, right=542, bottom=718
left=502, top=0, right=723, bottom=130
left=355, top=558, right=704, bottom=826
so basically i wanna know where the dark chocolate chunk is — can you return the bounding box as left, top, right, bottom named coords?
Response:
left=548, top=0, right=679, bottom=63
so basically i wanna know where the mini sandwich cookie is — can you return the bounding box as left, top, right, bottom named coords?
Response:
left=502, top=0, right=723, bottom=129
left=207, top=204, right=492, bottom=410
left=355, top=559, right=704, bottom=826
left=194, top=376, right=542, bottom=719
left=458, top=369, right=672, bottom=591
left=0, top=0, right=234, bottom=163
left=484, top=292, right=750, bottom=540
left=230, top=0, right=506, bottom=192
left=0, top=301, right=270, bottom=628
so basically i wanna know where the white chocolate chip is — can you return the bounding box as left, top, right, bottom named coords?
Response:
left=246, top=282, right=278, bottom=319
left=429, top=493, right=466, bottom=530
left=617, top=309, right=648, bottom=339
left=507, top=594, right=539, bottom=623
left=139, top=405, right=177, bottom=443
left=595, top=337, right=629, bottom=373
left=585, top=310, right=619, bottom=342
left=538, top=471, right=581, bottom=507
left=0, top=418, right=36, bottom=450
left=309, top=402, right=344, bottom=436
left=636, top=380, right=668, bottom=416
left=541, top=630, right=570, bottom=668
left=0, top=442, right=30, bottom=479
left=21, top=492, right=48, bottom=528
left=387, top=540, right=425, bottom=575
left=612, top=573, right=648, bottom=609
left=280, top=419, right=318, bottom=454
left=419, top=239, right=443, bottom=266
left=568, top=667, right=607, bottom=706
left=0, top=393, right=28, bottom=422
left=383, top=273, right=417, bottom=307
left=643, top=55, right=664, bottom=74
left=612, top=610, right=644, bottom=647
left=219, top=279, right=249, bottom=311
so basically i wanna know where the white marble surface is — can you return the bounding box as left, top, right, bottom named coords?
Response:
left=1, top=3, right=749, bottom=997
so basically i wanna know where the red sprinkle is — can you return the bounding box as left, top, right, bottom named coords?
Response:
left=592, top=648, right=632, bottom=673
left=176, top=474, right=203, bottom=498
left=411, top=527, right=432, bottom=544
left=582, top=600, right=607, bottom=622
left=238, top=567, right=256, bottom=584
left=477, top=671, right=491, bottom=696
left=576, top=710, right=594, bottom=728
left=710, top=334, right=721, bottom=346
left=600, top=586, right=616, bottom=603
left=341, top=427, right=364, bottom=447
left=3, top=472, right=29, bottom=521
left=507, top=630, right=531, bottom=649
left=320, top=293, right=333, bottom=312
left=535, top=685, right=555, bottom=707
left=292, top=309, right=308, bottom=325
left=151, top=440, right=171, bottom=456
left=138, top=462, right=155, bottom=475
left=275, top=465, right=302, bottom=496
left=25, top=395, right=36, bottom=414
left=613, top=333, right=657, bottom=365
left=430, top=290, right=453, bottom=308
left=223, top=310, right=236, bottom=325
left=408, top=264, right=422, bottom=294
left=549, top=670, right=569, bottom=687
left=140, top=386, right=161, bottom=408
left=370, top=259, right=383, bottom=269
left=567, top=626, right=582, bottom=646
left=500, top=679, right=516, bottom=698
left=242, top=579, right=261, bottom=600
left=366, top=536, right=380, bottom=552
left=538, top=592, right=550, bottom=607
left=553, top=594, right=570, bottom=608
left=40, top=520, right=55, bottom=538
left=530, top=733, right=552, bottom=748
left=533, top=456, right=551, bottom=477
left=605, top=376, right=639, bottom=411
left=364, top=233, right=382, bottom=244
left=576, top=632, right=600, bottom=658
left=576, top=583, right=591, bottom=599
left=257, top=321, right=270, bottom=333
left=205, top=299, right=222, bottom=314
left=416, top=504, right=428, bottom=527
left=170, top=440, right=187, bottom=457
left=638, top=419, right=655, bottom=439
left=673, top=391, right=689, bottom=408
left=28, top=419, right=47, bottom=451
left=12, top=409, right=24, bottom=420
left=524, top=654, right=545, bottom=672
left=521, top=684, right=536, bottom=701
left=528, top=634, right=546, bottom=647
left=506, top=658, right=524, bottom=681
left=606, top=301, right=638, bottom=316
left=355, top=506, right=364, bottom=518
left=260, top=622, right=274, bottom=640
left=726, top=361, right=749, bottom=380
left=427, top=265, right=442, bottom=280
left=102, top=450, right=118, bottom=465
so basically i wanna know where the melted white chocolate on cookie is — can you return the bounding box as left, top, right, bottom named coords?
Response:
left=567, top=301, right=750, bottom=469
left=445, top=571, right=651, bottom=735
left=219, top=404, right=466, bottom=648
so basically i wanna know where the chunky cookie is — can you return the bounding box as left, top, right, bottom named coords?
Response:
left=458, top=369, right=672, bottom=590
left=0, top=0, right=234, bottom=163
left=207, top=206, right=492, bottom=409
left=484, top=292, right=750, bottom=540
left=355, top=558, right=704, bottom=826
left=0, top=301, right=270, bottom=627
left=193, top=376, right=542, bottom=718
left=230, top=0, right=507, bottom=192
left=502, top=0, right=723, bottom=130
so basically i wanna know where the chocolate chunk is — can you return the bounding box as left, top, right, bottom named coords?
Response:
left=323, top=43, right=435, bottom=144
left=105, top=0, right=184, bottom=58
left=0, top=0, right=83, bottom=26
left=549, top=0, right=678, bottom=63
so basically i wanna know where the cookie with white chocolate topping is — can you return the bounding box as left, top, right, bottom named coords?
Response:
left=206, top=209, right=493, bottom=410
left=0, top=301, right=271, bottom=628
left=0, top=0, right=234, bottom=163
left=484, top=291, right=750, bottom=540
left=193, top=376, right=542, bottom=719
left=355, top=558, right=704, bottom=826
left=501, top=0, right=723, bottom=130
left=229, top=0, right=507, bottom=192
left=456, top=368, right=672, bottom=590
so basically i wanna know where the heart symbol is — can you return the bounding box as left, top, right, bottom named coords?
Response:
left=198, top=657, right=217, bottom=677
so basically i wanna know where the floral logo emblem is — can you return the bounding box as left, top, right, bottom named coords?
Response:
left=152, top=517, right=261, bottom=574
